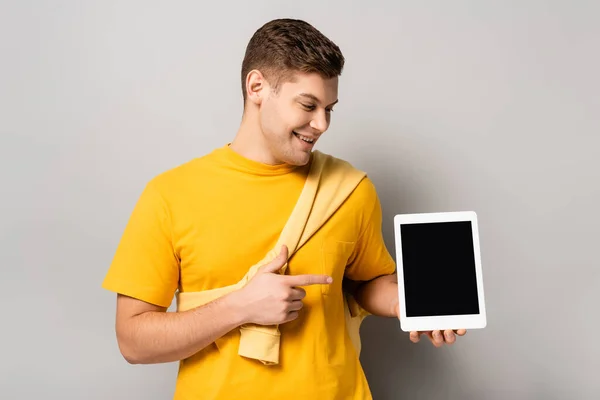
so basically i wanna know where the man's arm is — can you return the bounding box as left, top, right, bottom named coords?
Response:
left=115, top=292, right=246, bottom=364
left=351, top=273, right=398, bottom=318
left=352, top=273, right=466, bottom=347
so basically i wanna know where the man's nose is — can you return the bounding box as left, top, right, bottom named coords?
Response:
left=310, top=109, right=329, bottom=133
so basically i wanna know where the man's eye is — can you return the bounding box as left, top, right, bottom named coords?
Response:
left=302, top=103, right=316, bottom=111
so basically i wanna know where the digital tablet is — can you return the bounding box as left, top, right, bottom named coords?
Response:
left=393, top=211, right=487, bottom=332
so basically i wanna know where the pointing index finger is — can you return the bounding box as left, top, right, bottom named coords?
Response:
left=285, top=274, right=333, bottom=287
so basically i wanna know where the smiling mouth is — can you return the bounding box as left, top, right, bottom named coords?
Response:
left=293, top=131, right=315, bottom=144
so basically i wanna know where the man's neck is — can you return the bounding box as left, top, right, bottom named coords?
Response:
left=230, top=114, right=282, bottom=165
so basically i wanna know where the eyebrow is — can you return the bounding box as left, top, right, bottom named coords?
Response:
left=296, top=93, right=339, bottom=108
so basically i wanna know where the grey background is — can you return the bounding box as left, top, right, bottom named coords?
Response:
left=1, top=1, right=598, bottom=399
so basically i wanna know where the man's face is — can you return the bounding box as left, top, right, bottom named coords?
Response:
left=259, top=72, right=339, bottom=166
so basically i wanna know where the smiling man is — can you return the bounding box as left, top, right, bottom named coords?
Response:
left=102, top=18, right=465, bottom=400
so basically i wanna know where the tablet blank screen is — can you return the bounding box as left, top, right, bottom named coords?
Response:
left=400, top=221, right=480, bottom=317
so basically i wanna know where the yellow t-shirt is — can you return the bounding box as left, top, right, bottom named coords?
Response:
left=102, top=144, right=396, bottom=400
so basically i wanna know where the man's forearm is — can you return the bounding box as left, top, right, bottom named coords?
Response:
left=117, top=292, right=247, bottom=364
left=353, top=273, right=399, bottom=318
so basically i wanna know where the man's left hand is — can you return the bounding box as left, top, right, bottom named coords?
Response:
left=394, top=302, right=467, bottom=347
left=409, top=329, right=467, bottom=347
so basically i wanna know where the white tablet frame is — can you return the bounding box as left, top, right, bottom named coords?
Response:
left=393, top=211, right=487, bottom=332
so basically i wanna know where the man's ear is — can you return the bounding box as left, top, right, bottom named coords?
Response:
left=246, top=69, right=268, bottom=105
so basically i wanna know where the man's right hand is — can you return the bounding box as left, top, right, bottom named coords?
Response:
left=233, top=245, right=332, bottom=326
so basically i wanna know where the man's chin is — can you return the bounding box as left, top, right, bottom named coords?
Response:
left=284, top=151, right=312, bottom=167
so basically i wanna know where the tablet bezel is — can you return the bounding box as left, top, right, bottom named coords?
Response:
left=393, top=211, right=487, bottom=332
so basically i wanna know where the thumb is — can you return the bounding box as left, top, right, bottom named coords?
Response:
left=260, top=245, right=289, bottom=274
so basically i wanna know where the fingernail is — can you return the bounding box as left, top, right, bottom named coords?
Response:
left=327, top=277, right=333, bottom=283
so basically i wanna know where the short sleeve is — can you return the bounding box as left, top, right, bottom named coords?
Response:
left=345, top=179, right=396, bottom=281
left=102, top=180, right=180, bottom=307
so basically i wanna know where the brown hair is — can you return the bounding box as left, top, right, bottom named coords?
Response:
left=240, top=18, right=345, bottom=102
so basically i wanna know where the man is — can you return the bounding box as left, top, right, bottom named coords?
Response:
left=102, top=18, right=466, bottom=399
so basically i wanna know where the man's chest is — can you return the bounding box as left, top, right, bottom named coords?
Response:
left=170, top=189, right=363, bottom=293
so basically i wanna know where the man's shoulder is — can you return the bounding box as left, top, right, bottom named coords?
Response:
left=148, top=158, right=197, bottom=188
left=315, top=150, right=362, bottom=171
left=145, top=148, right=222, bottom=195
left=347, top=175, right=379, bottom=211
left=316, top=151, right=380, bottom=208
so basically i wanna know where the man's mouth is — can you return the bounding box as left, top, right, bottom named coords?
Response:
left=293, top=131, right=315, bottom=144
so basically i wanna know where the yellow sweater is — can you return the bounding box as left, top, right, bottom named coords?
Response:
left=176, top=150, right=369, bottom=364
